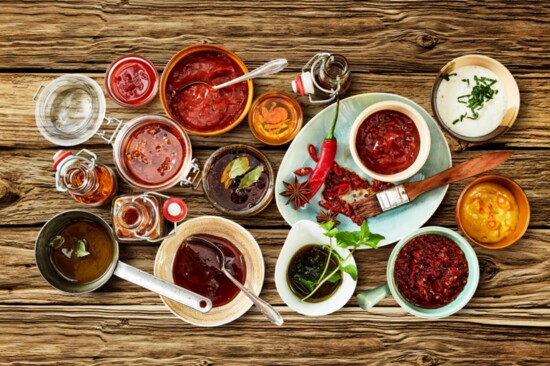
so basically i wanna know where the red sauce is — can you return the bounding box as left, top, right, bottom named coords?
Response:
left=122, top=122, right=185, bottom=186
left=106, top=55, right=158, bottom=107
left=172, top=234, right=246, bottom=307
left=165, top=51, right=248, bottom=133
left=356, top=110, right=420, bottom=175
left=394, top=234, right=469, bottom=309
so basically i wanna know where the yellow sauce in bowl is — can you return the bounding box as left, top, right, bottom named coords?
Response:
left=459, top=182, right=519, bottom=243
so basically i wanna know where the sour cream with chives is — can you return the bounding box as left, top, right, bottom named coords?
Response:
left=436, top=65, right=506, bottom=138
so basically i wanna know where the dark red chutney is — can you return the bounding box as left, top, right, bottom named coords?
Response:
left=394, top=234, right=469, bottom=309
left=172, top=234, right=246, bottom=307
left=165, top=51, right=249, bottom=133
left=355, top=110, right=420, bottom=175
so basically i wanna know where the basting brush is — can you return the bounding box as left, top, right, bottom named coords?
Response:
left=352, top=151, right=513, bottom=220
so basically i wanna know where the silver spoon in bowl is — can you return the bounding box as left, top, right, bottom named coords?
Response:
left=188, top=235, right=284, bottom=326
left=171, top=58, right=288, bottom=98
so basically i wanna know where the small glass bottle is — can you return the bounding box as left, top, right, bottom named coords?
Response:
left=292, top=53, right=351, bottom=104
left=112, top=192, right=187, bottom=242
left=53, top=149, right=117, bottom=206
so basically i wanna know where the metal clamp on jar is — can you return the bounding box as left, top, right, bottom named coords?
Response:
left=112, top=191, right=187, bottom=243
left=291, top=53, right=351, bottom=104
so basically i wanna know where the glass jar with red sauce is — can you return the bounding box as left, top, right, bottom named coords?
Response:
left=105, top=54, right=159, bottom=108
left=160, top=44, right=253, bottom=136
left=111, top=115, right=200, bottom=191
left=112, top=192, right=187, bottom=243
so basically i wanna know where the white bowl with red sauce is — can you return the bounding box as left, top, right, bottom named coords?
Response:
left=349, top=101, right=431, bottom=183
left=357, top=227, right=479, bottom=319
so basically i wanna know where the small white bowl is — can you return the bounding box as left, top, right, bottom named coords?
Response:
left=349, top=100, right=431, bottom=183
left=274, top=220, right=357, bottom=317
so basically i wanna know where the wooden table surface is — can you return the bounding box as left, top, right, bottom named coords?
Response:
left=1, top=1, right=549, bottom=365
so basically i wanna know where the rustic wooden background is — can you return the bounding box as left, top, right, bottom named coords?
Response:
left=1, top=1, right=549, bottom=365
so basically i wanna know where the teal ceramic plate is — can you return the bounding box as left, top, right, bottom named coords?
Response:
left=275, top=93, right=452, bottom=247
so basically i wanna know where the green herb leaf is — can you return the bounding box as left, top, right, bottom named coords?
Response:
left=443, top=72, right=457, bottom=81
left=238, top=165, right=264, bottom=189
left=320, top=220, right=339, bottom=238
left=326, top=272, right=342, bottom=283
left=74, top=239, right=90, bottom=258
left=335, top=231, right=357, bottom=248
left=360, top=233, right=385, bottom=249
left=341, top=264, right=358, bottom=281
left=297, top=277, right=316, bottom=292
left=453, top=74, right=499, bottom=124
left=221, top=157, right=250, bottom=188
left=48, top=235, right=64, bottom=249
left=360, top=221, right=370, bottom=238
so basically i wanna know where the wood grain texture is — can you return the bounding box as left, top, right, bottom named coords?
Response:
left=1, top=72, right=549, bottom=150
left=0, top=148, right=547, bottom=227
left=0, top=1, right=549, bottom=74
left=1, top=227, right=549, bottom=308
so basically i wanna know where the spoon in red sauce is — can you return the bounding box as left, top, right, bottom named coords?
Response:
left=188, top=236, right=284, bottom=326
left=172, top=59, right=288, bottom=98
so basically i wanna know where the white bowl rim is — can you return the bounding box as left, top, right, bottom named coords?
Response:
left=349, top=100, right=431, bottom=183
left=274, top=220, right=357, bottom=317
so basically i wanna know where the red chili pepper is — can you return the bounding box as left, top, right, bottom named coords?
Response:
left=298, top=99, right=340, bottom=207
left=294, top=167, right=313, bottom=176
left=319, top=201, right=331, bottom=209
left=335, top=183, right=350, bottom=195
left=331, top=163, right=342, bottom=176
left=308, top=144, right=319, bottom=162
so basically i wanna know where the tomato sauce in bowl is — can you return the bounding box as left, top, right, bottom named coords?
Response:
left=164, top=50, right=249, bottom=134
left=393, top=234, right=469, bottom=309
left=355, top=110, right=420, bottom=175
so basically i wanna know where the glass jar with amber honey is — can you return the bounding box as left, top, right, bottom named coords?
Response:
left=54, top=149, right=117, bottom=206
left=112, top=192, right=187, bottom=242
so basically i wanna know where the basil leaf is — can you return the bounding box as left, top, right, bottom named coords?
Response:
left=335, top=231, right=357, bottom=248
left=297, top=277, right=315, bottom=292
left=319, top=220, right=335, bottom=232
left=360, top=233, right=385, bottom=249
left=238, top=165, right=264, bottom=189
left=340, top=264, right=358, bottom=281
left=74, top=239, right=90, bottom=258
left=326, top=272, right=341, bottom=283
left=360, top=220, right=370, bottom=239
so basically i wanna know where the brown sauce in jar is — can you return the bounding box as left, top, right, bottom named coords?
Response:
left=172, top=234, right=246, bottom=307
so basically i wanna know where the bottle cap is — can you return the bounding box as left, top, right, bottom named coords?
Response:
left=162, top=198, right=187, bottom=223
left=292, top=72, right=315, bottom=96
left=53, top=150, right=73, bottom=170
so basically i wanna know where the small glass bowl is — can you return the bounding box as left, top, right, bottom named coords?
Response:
left=202, top=144, right=274, bottom=217
left=248, top=91, right=303, bottom=145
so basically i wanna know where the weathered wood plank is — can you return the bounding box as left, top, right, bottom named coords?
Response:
left=2, top=226, right=548, bottom=309
left=0, top=72, right=548, bottom=150
left=0, top=1, right=549, bottom=74
left=0, top=305, right=548, bottom=365
left=0, top=148, right=546, bottom=227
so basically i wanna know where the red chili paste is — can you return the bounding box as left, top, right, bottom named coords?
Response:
left=165, top=51, right=248, bottom=133
left=107, top=56, right=158, bottom=107
left=394, top=234, right=469, bottom=309
left=355, top=110, right=420, bottom=175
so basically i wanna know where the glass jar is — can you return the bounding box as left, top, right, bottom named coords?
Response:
left=112, top=192, right=187, bottom=242
left=111, top=114, right=200, bottom=191
left=291, top=53, right=351, bottom=104
left=53, top=149, right=117, bottom=206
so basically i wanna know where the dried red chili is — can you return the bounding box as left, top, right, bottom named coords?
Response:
left=334, top=183, right=350, bottom=195
left=294, top=167, right=313, bottom=176
left=331, top=163, right=342, bottom=176
left=308, top=144, right=319, bottom=162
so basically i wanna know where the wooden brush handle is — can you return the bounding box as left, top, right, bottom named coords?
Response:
left=403, top=151, right=513, bottom=201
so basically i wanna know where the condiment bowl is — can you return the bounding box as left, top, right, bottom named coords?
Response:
left=431, top=54, right=520, bottom=143
left=349, top=100, right=431, bottom=183
left=357, top=226, right=479, bottom=319
left=154, top=216, right=265, bottom=326
left=456, top=174, right=530, bottom=249
left=202, top=144, right=275, bottom=217
left=274, top=220, right=357, bottom=317
left=159, top=44, right=253, bottom=136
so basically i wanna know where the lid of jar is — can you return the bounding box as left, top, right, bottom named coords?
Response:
left=105, top=54, right=159, bottom=108
left=52, top=150, right=73, bottom=169
left=291, top=71, right=315, bottom=96
left=162, top=198, right=187, bottom=222
left=35, top=74, right=106, bottom=146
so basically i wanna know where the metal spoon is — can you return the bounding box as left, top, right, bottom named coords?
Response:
left=188, top=236, right=284, bottom=326
left=171, top=58, right=288, bottom=97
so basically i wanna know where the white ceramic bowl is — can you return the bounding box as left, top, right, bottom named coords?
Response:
left=274, top=220, right=357, bottom=316
left=349, top=100, right=431, bottom=183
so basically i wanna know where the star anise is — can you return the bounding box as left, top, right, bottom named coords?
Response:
left=316, top=209, right=340, bottom=226
left=280, top=177, right=310, bottom=209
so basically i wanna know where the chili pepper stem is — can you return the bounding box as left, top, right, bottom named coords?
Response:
left=325, top=98, right=340, bottom=140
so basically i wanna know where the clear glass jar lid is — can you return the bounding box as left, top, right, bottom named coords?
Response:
left=34, top=74, right=106, bottom=146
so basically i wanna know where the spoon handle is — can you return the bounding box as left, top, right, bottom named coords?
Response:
left=223, top=269, right=284, bottom=326
left=114, top=261, right=213, bottom=313
left=213, top=59, right=288, bottom=90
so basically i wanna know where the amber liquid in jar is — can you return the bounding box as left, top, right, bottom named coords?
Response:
left=112, top=194, right=164, bottom=241
left=62, top=162, right=117, bottom=206
left=315, top=54, right=351, bottom=98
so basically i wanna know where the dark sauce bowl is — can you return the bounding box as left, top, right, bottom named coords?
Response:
left=202, top=144, right=275, bottom=217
